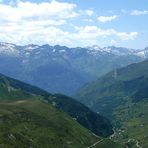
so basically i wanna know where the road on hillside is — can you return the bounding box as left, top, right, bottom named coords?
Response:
left=87, top=139, right=103, bottom=148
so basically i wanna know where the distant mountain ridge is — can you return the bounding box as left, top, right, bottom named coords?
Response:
left=0, top=42, right=147, bottom=95
left=1, top=42, right=148, bottom=57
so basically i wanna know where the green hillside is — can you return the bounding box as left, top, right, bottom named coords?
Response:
left=0, top=100, right=100, bottom=148
left=0, top=73, right=123, bottom=147
left=76, top=60, right=148, bottom=147
left=0, top=73, right=113, bottom=137
left=0, top=73, right=49, bottom=100
left=46, top=94, right=113, bottom=137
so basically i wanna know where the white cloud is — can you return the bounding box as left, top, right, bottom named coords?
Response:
left=72, top=26, right=138, bottom=42
left=0, top=23, right=72, bottom=45
left=131, top=10, right=148, bottom=16
left=116, top=32, right=138, bottom=40
left=0, top=0, right=78, bottom=22
left=0, top=1, right=138, bottom=47
left=85, top=10, right=94, bottom=16
left=98, top=15, right=119, bottom=23
left=0, top=0, right=78, bottom=45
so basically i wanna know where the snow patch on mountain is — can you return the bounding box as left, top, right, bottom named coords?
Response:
left=0, top=42, right=19, bottom=56
left=0, top=42, right=148, bottom=59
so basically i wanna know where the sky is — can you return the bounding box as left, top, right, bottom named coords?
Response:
left=0, top=0, right=148, bottom=48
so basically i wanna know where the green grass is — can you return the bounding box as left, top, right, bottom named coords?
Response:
left=0, top=100, right=100, bottom=148
left=93, top=139, right=124, bottom=148
left=112, top=100, right=148, bottom=148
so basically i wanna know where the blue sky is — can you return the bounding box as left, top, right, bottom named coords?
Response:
left=0, top=0, right=148, bottom=48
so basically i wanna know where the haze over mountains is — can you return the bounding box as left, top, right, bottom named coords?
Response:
left=0, top=42, right=148, bottom=95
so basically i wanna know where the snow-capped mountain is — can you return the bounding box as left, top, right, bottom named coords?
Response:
left=0, top=42, right=147, bottom=95
left=0, top=42, right=19, bottom=56
left=87, top=45, right=146, bottom=56
left=0, top=42, right=147, bottom=58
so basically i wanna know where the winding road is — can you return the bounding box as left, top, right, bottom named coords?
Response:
left=135, top=140, right=142, bottom=148
left=127, top=139, right=142, bottom=148
left=87, top=139, right=103, bottom=148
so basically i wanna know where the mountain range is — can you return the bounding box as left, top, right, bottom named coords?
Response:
left=0, top=42, right=148, bottom=95
left=1, top=42, right=148, bottom=147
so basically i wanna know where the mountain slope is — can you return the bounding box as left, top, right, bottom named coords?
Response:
left=76, top=60, right=148, bottom=147
left=76, top=60, right=148, bottom=115
left=46, top=94, right=113, bottom=137
left=0, top=73, right=113, bottom=137
left=0, top=73, right=48, bottom=100
left=0, top=42, right=146, bottom=95
left=0, top=100, right=101, bottom=148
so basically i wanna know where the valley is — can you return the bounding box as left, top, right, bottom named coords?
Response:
left=0, top=0, right=147, bottom=147
left=0, top=43, right=148, bottom=147
left=76, top=60, right=148, bottom=147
